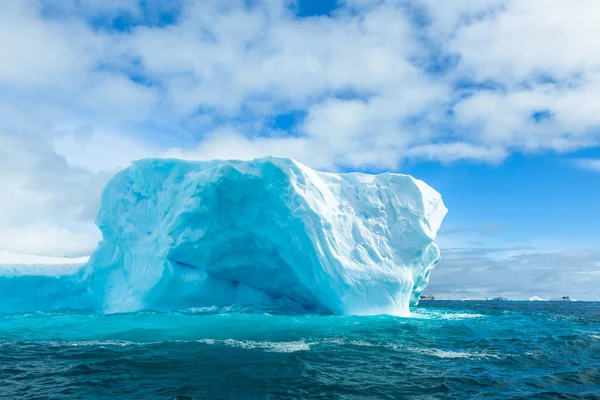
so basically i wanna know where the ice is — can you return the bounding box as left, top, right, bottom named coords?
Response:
left=84, top=157, right=446, bottom=315
left=0, top=251, right=89, bottom=266
left=528, top=296, right=546, bottom=301
left=2, top=157, right=447, bottom=316
left=0, top=252, right=91, bottom=312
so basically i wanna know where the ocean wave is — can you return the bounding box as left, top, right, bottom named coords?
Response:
left=410, top=348, right=499, bottom=359
left=0, top=340, right=159, bottom=348
left=440, top=313, right=484, bottom=320
left=64, top=340, right=145, bottom=347
left=185, top=306, right=234, bottom=314
left=317, top=337, right=347, bottom=345
left=0, top=338, right=311, bottom=353
left=197, top=339, right=310, bottom=353
left=410, top=311, right=484, bottom=320
left=348, top=340, right=376, bottom=347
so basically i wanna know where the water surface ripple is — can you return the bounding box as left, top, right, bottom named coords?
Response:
left=0, top=301, right=599, bottom=399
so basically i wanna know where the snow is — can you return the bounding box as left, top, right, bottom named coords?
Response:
left=0, top=251, right=88, bottom=266
left=0, top=251, right=88, bottom=276
left=1, top=157, right=447, bottom=315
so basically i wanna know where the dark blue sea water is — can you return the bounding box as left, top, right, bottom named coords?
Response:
left=1, top=301, right=599, bottom=399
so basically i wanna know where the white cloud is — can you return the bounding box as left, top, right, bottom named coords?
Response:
left=0, top=224, right=99, bottom=257
left=0, top=0, right=600, bottom=258
left=127, top=0, right=429, bottom=115
left=427, top=247, right=600, bottom=300
left=420, top=0, right=504, bottom=33
left=437, top=0, right=600, bottom=152
left=41, top=0, right=141, bottom=16
left=574, top=159, right=600, bottom=173
left=407, top=142, right=508, bottom=164
left=0, top=2, right=110, bottom=88
left=164, top=127, right=311, bottom=162
left=447, top=0, right=600, bottom=82
left=82, top=74, right=159, bottom=122
left=0, top=128, right=106, bottom=256
left=52, top=128, right=158, bottom=173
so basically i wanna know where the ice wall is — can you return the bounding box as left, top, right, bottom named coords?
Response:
left=82, top=157, right=447, bottom=315
left=0, top=252, right=91, bottom=312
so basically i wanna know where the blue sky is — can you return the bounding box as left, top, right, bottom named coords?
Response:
left=0, top=0, right=599, bottom=299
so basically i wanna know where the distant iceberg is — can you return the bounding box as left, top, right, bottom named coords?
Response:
left=528, top=296, right=547, bottom=301
left=0, top=157, right=447, bottom=316
left=486, top=296, right=510, bottom=301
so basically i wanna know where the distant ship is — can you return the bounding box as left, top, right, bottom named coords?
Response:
left=548, top=296, right=577, bottom=302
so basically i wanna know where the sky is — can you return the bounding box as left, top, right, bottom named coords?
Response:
left=0, top=0, right=599, bottom=300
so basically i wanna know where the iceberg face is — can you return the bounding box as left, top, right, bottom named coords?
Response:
left=84, top=157, right=447, bottom=316
left=0, top=158, right=447, bottom=316
left=0, top=252, right=91, bottom=313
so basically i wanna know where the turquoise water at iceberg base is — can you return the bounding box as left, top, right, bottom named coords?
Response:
left=1, top=301, right=599, bottom=400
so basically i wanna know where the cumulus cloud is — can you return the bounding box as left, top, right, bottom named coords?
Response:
left=407, top=142, right=508, bottom=164
left=574, top=159, right=600, bottom=173
left=437, top=0, right=600, bottom=153
left=52, top=128, right=158, bottom=173
left=0, top=128, right=108, bottom=256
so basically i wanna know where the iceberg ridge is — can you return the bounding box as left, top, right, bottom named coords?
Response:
left=1, top=157, right=447, bottom=316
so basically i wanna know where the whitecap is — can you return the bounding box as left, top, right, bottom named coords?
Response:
left=186, top=306, right=221, bottom=314
left=43, top=340, right=154, bottom=347
left=185, top=305, right=240, bottom=314
left=409, top=311, right=484, bottom=320
left=197, top=338, right=310, bottom=353
left=409, top=347, right=498, bottom=359
left=319, top=337, right=346, bottom=345
left=348, top=340, right=376, bottom=347
left=67, top=340, right=140, bottom=347
left=440, top=313, right=484, bottom=320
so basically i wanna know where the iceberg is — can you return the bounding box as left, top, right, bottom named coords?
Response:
left=528, top=296, right=547, bottom=301
left=0, top=252, right=91, bottom=313
left=486, top=297, right=511, bottom=301
left=1, top=157, right=447, bottom=316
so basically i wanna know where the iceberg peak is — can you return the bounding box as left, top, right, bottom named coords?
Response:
left=86, top=157, right=447, bottom=315
left=0, top=157, right=447, bottom=315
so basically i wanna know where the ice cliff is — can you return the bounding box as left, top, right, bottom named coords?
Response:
left=0, top=252, right=91, bottom=312
left=1, top=157, right=447, bottom=316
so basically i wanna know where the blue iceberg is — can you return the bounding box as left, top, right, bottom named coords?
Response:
left=0, top=158, right=447, bottom=316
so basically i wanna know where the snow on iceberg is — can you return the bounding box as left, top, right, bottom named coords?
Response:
left=0, top=252, right=91, bottom=312
left=84, top=157, right=447, bottom=316
left=1, top=157, right=447, bottom=316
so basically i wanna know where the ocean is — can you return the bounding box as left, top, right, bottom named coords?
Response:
left=0, top=301, right=598, bottom=399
